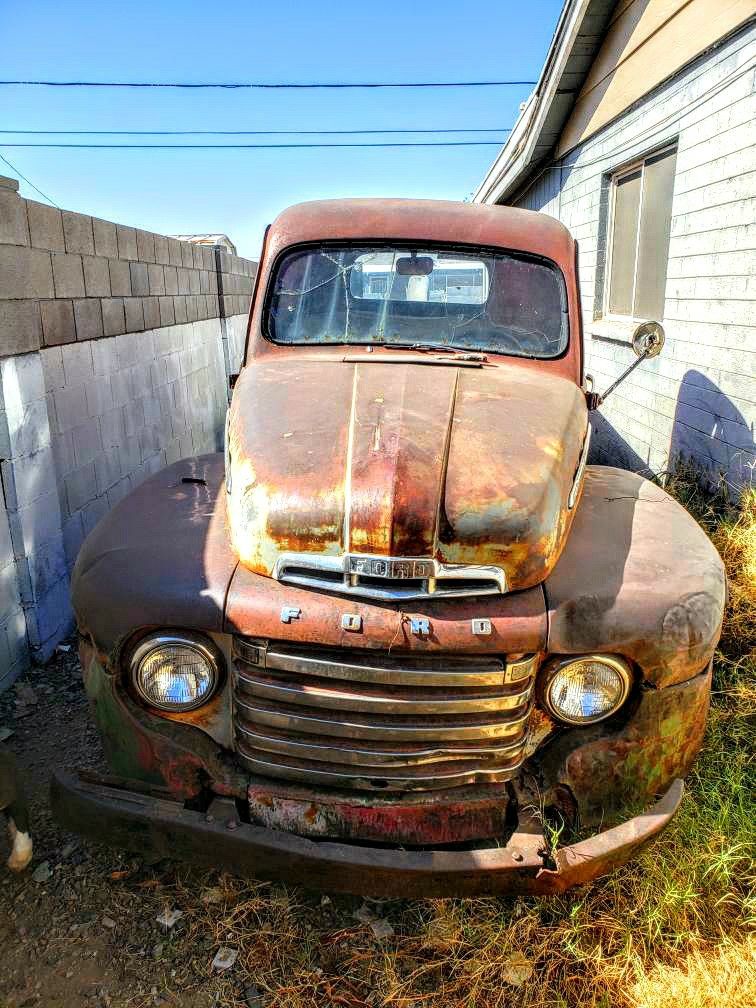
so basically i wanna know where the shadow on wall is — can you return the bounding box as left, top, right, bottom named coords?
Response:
left=589, top=370, right=754, bottom=496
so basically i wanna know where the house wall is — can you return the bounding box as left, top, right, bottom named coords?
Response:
left=557, top=0, right=754, bottom=156
left=0, top=174, right=257, bottom=683
left=514, top=22, right=755, bottom=489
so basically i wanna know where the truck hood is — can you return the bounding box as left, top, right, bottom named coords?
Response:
left=227, top=357, right=588, bottom=591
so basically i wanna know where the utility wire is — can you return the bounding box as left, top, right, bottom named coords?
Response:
left=0, top=140, right=506, bottom=149
left=0, top=78, right=536, bottom=89
left=0, top=151, right=59, bottom=207
left=0, top=127, right=513, bottom=136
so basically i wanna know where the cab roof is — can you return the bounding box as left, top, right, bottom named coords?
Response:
left=266, top=198, right=576, bottom=274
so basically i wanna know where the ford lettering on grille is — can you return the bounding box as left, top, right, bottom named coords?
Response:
left=348, top=556, right=433, bottom=579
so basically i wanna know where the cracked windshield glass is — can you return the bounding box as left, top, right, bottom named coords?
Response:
left=267, top=244, right=568, bottom=358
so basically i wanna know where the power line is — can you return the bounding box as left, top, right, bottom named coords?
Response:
left=0, top=140, right=506, bottom=150
left=0, top=78, right=536, bottom=90
left=0, top=151, right=59, bottom=207
left=0, top=127, right=513, bottom=136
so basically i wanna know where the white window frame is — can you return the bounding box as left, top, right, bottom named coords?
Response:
left=603, top=143, right=677, bottom=323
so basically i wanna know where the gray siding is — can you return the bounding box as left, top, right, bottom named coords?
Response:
left=514, top=24, right=756, bottom=490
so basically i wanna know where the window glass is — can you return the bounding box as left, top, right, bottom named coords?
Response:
left=607, top=146, right=677, bottom=320
left=635, top=148, right=677, bottom=319
left=608, top=169, right=641, bottom=315
left=267, top=245, right=568, bottom=359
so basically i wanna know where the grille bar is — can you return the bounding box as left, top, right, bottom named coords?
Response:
left=233, top=641, right=537, bottom=792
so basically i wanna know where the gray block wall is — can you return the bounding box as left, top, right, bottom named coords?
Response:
left=0, top=175, right=257, bottom=684
left=513, top=24, right=756, bottom=491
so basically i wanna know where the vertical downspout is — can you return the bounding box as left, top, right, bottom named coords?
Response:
left=214, top=244, right=232, bottom=402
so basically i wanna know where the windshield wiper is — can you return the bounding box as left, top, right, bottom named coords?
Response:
left=393, top=342, right=487, bottom=361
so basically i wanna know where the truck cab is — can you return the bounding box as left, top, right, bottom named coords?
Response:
left=55, top=200, right=726, bottom=896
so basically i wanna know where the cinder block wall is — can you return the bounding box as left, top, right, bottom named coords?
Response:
left=0, top=174, right=256, bottom=682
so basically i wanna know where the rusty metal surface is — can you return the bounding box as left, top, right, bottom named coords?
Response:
left=245, top=199, right=583, bottom=384
left=545, top=466, right=726, bottom=686
left=71, top=455, right=237, bottom=661
left=535, top=664, right=712, bottom=823
left=226, top=357, right=587, bottom=592
left=51, top=767, right=683, bottom=898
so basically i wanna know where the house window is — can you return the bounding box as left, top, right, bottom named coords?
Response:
left=606, top=145, right=677, bottom=320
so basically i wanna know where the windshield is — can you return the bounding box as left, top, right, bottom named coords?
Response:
left=266, top=244, right=568, bottom=358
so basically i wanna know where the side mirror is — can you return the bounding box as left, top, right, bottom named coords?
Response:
left=587, top=322, right=664, bottom=410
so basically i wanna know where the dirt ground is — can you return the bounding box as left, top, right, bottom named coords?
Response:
left=0, top=641, right=363, bottom=1008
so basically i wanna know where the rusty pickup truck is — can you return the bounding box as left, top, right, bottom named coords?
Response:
left=53, top=199, right=726, bottom=896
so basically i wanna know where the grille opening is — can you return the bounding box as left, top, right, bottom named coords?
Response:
left=233, top=640, right=537, bottom=793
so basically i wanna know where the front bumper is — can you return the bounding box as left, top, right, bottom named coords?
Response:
left=51, top=767, right=683, bottom=898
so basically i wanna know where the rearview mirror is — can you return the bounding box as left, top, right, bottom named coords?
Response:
left=396, top=255, right=434, bottom=276
left=587, top=322, right=665, bottom=410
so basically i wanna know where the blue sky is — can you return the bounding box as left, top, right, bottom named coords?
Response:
left=1, top=0, right=562, bottom=259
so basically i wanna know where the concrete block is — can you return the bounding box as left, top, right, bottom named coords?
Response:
left=62, top=512, right=85, bottom=566
left=94, top=446, right=120, bottom=495
left=124, top=297, right=145, bottom=333
left=119, top=436, right=141, bottom=476
left=71, top=417, right=102, bottom=468
left=110, top=369, right=130, bottom=408
left=136, top=229, right=155, bottom=262
left=41, top=300, right=76, bottom=346
left=148, top=263, right=165, bottom=295
left=176, top=267, right=190, bottom=294
left=2, top=450, right=57, bottom=510
left=199, top=270, right=209, bottom=294
left=91, top=337, right=117, bottom=377
left=154, top=235, right=169, bottom=264
left=191, top=245, right=203, bottom=270
left=40, top=345, right=65, bottom=390
left=99, top=406, right=125, bottom=448
left=84, top=376, right=113, bottom=418
left=51, top=430, right=76, bottom=477
left=129, top=261, right=149, bottom=296
left=0, top=300, right=42, bottom=357
left=168, top=238, right=183, bottom=266
left=173, top=296, right=188, bottom=325
left=0, top=245, right=54, bottom=299
left=0, top=188, right=30, bottom=245
left=2, top=397, right=51, bottom=459
left=26, top=200, right=64, bottom=251
left=116, top=224, right=138, bottom=260
left=31, top=578, right=73, bottom=657
left=52, top=253, right=85, bottom=298
left=123, top=399, right=145, bottom=437
left=143, top=296, right=160, bottom=329
left=62, top=211, right=95, bottom=255
left=108, top=257, right=131, bottom=297
left=73, top=298, right=104, bottom=342
left=82, top=255, right=111, bottom=297
left=189, top=270, right=201, bottom=295
left=180, top=242, right=194, bottom=268
left=159, top=296, right=175, bottom=327
left=93, top=217, right=118, bottom=258
left=1, top=352, right=46, bottom=408
left=60, top=340, right=94, bottom=387
left=65, top=462, right=97, bottom=512
left=101, top=298, right=125, bottom=337
left=115, top=330, right=140, bottom=368
left=163, top=265, right=179, bottom=295
left=9, top=489, right=63, bottom=560
left=81, top=496, right=108, bottom=536
left=128, top=362, right=151, bottom=399
left=54, top=382, right=89, bottom=431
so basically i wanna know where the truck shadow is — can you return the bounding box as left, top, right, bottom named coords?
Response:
left=588, top=369, right=755, bottom=496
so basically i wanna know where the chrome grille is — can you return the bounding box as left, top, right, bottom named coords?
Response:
left=233, top=640, right=536, bottom=792
left=273, top=553, right=506, bottom=600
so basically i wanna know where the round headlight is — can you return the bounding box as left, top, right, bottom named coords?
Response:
left=541, top=655, right=632, bottom=725
left=130, top=633, right=221, bottom=712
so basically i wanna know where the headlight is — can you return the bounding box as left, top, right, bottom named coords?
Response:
left=541, top=655, right=632, bottom=725
left=130, top=633, right=221, bottom=712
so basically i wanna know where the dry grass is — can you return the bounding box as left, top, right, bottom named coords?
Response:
left=144, top=471, right=756, bottom=1008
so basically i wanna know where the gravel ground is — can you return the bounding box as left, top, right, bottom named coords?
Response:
left=0, top=644, right=408, bottom=1008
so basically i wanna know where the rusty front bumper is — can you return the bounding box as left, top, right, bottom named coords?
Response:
left=51, top=768, right=683, bottom=897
